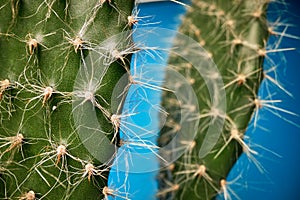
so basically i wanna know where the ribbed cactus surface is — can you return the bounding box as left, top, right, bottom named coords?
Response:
left=0, top=0, right=134, bottom=199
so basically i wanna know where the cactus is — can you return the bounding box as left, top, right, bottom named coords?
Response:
left=0, top=0, right=134, bottom=199
left=157, top=0, right=296, bottom=199
left=0, top=0, right=296, bottom=199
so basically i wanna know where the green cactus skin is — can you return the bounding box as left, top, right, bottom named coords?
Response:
left=158, top=0, right=272, bottom=199
left=0, top=0, right=294, bottom=199
left=0, top=0, right=134, bottom=199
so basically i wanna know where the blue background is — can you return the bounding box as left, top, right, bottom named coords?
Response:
left=227, top=0, right=300, bottom=199
left=108, top=1, right=300, bottom=199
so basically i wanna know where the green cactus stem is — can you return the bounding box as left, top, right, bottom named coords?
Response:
left=158, top=0, right=271, bottom=199
left=0, top=0, right=134, bottom=199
